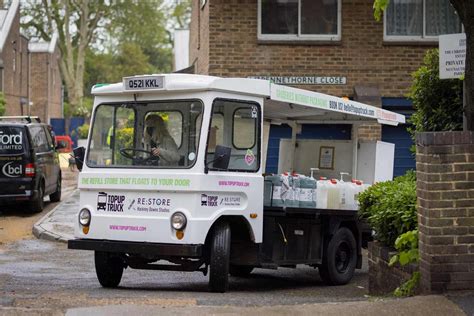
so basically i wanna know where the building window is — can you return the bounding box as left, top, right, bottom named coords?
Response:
left=258, top=0, right=341, bottom=41
left=384, top=0, right=462, bottom=41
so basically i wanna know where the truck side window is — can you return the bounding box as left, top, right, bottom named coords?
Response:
left=206, top=99, right=260, bottom=172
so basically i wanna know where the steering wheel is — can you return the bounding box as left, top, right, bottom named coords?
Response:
left=119, top=148, right=159, bottom=165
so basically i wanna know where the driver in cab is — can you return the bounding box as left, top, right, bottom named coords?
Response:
left=143, top=115, right=180, bottom=166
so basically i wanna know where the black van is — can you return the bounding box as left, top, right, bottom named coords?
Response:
left=0, top=117, right=61, bottom=212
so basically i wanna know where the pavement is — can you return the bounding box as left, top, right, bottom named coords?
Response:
left=32, top=167, right=79, bottom=243
left=30, top=182, right=474, bottom=316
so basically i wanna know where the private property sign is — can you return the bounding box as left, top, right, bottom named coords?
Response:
left=439, top=33, right=466, bottom=79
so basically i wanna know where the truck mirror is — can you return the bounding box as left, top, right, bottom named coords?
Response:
left=73, top=146, right=85, bottom=172
left=212, top=145, right=231, bottom=170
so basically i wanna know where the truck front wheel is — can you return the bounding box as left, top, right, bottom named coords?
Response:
left=95, top=251, right=124, bottom=288
left=319, top=227, right=357, bottom=285
left=209, top=221, right=231, bottom=292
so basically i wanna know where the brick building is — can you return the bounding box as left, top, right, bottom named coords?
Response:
left=0, top=0, right=28, bottom=117
left=29, top=34, right=63, bottom=121
left=0, top=0, right=62, bottom=123
left=189, top=0, right=462, bottom=176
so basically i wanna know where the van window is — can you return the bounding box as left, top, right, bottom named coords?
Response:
left=0, top=126, right=26, bottom=155
left=206, top=99, right=260, bottom=172
left=29, top=126, right=50, bottom=153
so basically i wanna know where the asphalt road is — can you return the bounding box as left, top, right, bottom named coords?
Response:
left=0, top=238, right=369, bottom=313
left=0, top=197, right=62, bottom=245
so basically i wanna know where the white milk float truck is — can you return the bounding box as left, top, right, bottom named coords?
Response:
left=68, top=74, right=405, bottom=292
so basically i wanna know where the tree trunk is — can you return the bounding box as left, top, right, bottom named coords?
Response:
left=450, top=0, right=474, bottom=130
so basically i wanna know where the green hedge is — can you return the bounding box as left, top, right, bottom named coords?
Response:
left=358, top=171, right=417, bottom=247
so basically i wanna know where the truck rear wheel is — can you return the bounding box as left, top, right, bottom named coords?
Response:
left=95, top=251, right=124, bottom=288
left=209, top=221, right=231, bottom=292
left=319, top=227, right=357, bottom=285
left=229, top=265, right=254, bottom=277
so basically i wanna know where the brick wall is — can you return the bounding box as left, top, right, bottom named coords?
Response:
left=190, top=0, right=433, bottom=98
left=0, top=9, right=28, bottom=116
left=368, top=241, right=419, bottom=295
left=30, top=47, right=63, bottom=122
left=189, top=0, right=433, bottom=141
left=416, top=131, right=474, bottom=292
left=189, top=0, right=210, bottom=74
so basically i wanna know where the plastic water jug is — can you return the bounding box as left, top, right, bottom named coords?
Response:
left=342, top=180, right=361, bottom=210
left=327, top=179, right=341, bottom=209
left=265, top=175, right=284, bottom=207
left=316, top=177, right=329, bottom=209
left=283, top=173, right=299, bottom=208
left=339, top=181, right=352, bottom=210
left=299, top=175, right=316, bottom=208
left=264, top=179, right=273, bottom=207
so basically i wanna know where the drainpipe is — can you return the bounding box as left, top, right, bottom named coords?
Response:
left=27, top=49, right=30, bottom=116
left=46, top=55, right=50, bottom=123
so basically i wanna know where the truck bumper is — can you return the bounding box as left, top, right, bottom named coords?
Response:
left=68, top=239, right=203, bottom=258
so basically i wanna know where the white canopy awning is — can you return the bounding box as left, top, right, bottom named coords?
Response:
left=266, top=84, right=405, bottom=126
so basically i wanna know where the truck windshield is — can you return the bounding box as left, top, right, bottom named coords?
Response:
left=87, top=100, right=203, bottom=168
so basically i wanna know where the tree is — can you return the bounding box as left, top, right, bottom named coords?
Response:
left=0, top=92, right=6, bottom=116
left=373, top=0, right=474, bottom=131
left=22, top=0, right=109, bottom=109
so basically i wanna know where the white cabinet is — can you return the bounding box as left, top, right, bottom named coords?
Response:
left=357, top=141, right=395, bottom=184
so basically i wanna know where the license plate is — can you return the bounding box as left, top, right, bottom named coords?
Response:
left=124, top=76, right=164, bottom=91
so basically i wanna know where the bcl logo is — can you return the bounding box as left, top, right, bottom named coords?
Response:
left=2, top=162, right=22, bottom=178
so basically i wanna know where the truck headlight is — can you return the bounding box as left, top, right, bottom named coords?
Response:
left=79, top=208, right=91, bottom=226
left=171, top=212, right=187, bottom=230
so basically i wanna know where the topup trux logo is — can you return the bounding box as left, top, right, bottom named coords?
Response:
left=97, top=192, right=126, bottom=212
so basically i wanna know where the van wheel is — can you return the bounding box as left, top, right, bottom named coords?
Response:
left=209, top=221, right=231, bottom=292
left=229, top=265, right=253, bottom=277
left=49, top=175, right=61, bottom=202
left=319, top=227, right=357, bottom=285
left=95, top=251, right=124, bottom=288
left=29, top=184, right=44, bottom=213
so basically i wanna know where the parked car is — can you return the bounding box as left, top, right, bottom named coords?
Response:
left=54, top=135, right=73, bottom=153
left=0, top=116, right=62, bottom=212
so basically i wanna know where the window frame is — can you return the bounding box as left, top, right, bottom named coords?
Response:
left=232, top=107, right=257, bottom=150
left=383, top=0, right=462, bottom=42
left=257, top=0, right=342, bottom=42
left=205, top=98, right=262, bottom=174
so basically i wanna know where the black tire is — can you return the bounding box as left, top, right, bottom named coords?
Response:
left=49, top=174, right=61, bottom=202
left=94, top=251, right=124, bottom=288
left=319, top=227, right=357, bottom=285
left=229, top=265, right=253, bottom=277
left=209, top=221, right=231, bottom=292
left=29, top=184, right=44, bottom=213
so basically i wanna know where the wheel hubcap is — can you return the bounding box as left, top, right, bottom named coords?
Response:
left=335, top=241, right=351, bottom=273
